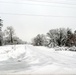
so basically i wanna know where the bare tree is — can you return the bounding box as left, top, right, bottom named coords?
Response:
left=4, top=26, right=15, bottom=44
left=32, top=34, right=47, bottom=46
left=47, top=28, right=69, bottom=47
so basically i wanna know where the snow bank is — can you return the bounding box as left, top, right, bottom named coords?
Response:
left=0, top=45, right=76, bottom=74
left=0, top=45, right=26, bottom=61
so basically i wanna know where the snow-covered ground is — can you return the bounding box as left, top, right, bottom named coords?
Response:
left=0, top=45, right=76, bottom=74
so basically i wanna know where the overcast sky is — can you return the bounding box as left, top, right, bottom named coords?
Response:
left=0, top=0, right=76, bottom=42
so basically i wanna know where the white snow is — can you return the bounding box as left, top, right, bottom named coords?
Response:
left=0, top=45, right=76, bottom=74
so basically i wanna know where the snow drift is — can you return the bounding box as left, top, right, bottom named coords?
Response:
left=0, top=45, right=76, bottom=74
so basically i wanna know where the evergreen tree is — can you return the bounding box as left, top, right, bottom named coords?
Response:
left=0, top=18, right=3, bottom=46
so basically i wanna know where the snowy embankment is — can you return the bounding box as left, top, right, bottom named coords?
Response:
left=0, top=45, right=76, bottom=74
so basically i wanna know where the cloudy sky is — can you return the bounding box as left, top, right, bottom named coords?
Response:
left=0, top=0, right=76, bottom=42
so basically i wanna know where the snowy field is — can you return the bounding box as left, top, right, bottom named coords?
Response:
left=0, top=45, right=76, bottom=74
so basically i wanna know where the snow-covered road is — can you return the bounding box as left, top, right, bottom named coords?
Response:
left=0, top=45, right=76, bottom=74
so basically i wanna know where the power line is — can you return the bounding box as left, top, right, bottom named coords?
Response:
left=0, top=1, right=76, bottom=8
left=0, top=0, right=75, bottom=5
left=0, top=12, right=76, bottom=18
left=28, top=0, right=76, bottom=5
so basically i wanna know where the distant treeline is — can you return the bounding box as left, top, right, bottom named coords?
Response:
left=32, top=28, right=76, bottom=47
left=1, top=18, right=76, bottom=47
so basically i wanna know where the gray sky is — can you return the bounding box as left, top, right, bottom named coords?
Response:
left=0, top=0, right=76, bottom=42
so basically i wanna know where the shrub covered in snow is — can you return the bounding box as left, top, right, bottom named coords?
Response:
left=55, top=46, right=76, bottom=51
left=68, top=46, right=76, bottom=51
left=55, top=47, right=69, bottom=51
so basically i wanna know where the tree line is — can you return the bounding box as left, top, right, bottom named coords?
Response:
left=32, top=28, right=76, bottom=47
left=0, top=18, right=26, bottom=46
left=1, top=18, right=76, bottom=47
